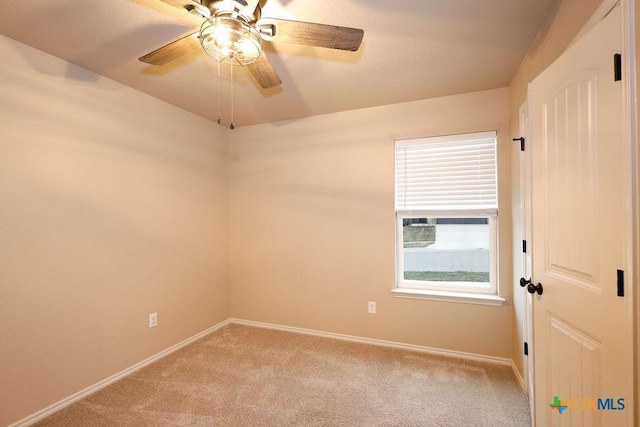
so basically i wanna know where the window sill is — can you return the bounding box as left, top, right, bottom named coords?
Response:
left=391, top=288, right=505, bottom=306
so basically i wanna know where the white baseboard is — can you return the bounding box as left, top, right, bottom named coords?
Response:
left=510, top=359, right=527, bottom=393
left=8, top=319, right=231, bottom=427
left=230, top=318, right=514, bottom=367
left=231, top=319, right=527, bottom=393
left=12, top=317, right=524, bottom=426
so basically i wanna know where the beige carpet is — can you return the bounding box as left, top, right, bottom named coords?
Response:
left=34, top=324, right=531, bottom=426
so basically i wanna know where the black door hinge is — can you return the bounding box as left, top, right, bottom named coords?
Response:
left=617, top=269, right=624, bottom=297
left=614, top=54, right=622, bottom=81
left=512, top=137, right=525, bottom=151
left=522, top=240, right=527, bottom=253
left=524, top=342, right=529, bottom=356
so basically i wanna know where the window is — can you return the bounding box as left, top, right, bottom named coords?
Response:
left=394, top=131, right=502, bottom=305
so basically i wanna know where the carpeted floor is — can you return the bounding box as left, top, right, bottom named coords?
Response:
left=34, top=324, right=531, bottom=426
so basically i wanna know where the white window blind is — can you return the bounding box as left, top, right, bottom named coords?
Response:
left=395, top=131, right=498, bottom=214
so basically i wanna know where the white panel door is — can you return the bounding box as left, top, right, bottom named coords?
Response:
left=530, top=5, right=631, bottom=426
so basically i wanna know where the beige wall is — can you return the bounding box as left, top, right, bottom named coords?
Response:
left=507, top=0, right=605, bottom=382
left=0, top=36, right=229, bottom=426
left=229, top=88, right=513, bottom=359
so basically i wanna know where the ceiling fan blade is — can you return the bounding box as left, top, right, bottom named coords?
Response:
left=138, top=32, right=201, bottom=66
left=256, top=18, right=364, bottom=51
left=247, top=52, right=282, bottom=88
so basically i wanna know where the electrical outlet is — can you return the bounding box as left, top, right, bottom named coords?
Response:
left=368, top=301, right=376, bottom=314
left=149, top=312, right=158, bottom=328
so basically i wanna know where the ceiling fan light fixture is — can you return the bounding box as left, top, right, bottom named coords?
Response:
left=199, top=15, right=262, bottom=66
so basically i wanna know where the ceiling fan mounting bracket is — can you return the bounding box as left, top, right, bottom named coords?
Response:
left=256, top=23, right=275, bottom=38
left=203, top=0, right=262, bottom=23
left=185, top=3, right=210, bottom=18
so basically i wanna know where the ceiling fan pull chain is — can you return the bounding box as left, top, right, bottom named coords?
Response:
left=216, top=60, right=222, bottom=125
left=230, top=60, right=235, bottom=130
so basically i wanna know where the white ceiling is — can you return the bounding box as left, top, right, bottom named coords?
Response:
left=0, top=0, right=556, bottom=128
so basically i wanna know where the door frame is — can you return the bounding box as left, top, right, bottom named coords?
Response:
left=518, top=96, right=535, bottom=425
left=596, top=1, right=638, bottom=423
left=619, top=0, right=637, bottom=424
left=621, top=0, right=639, bottom=424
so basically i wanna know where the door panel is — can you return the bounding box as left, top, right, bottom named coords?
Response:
left=544, top=71, right=600, bottom=290
left=530, top=5, right=630, bottom=426
left=548, top=315, right=602, bottom=426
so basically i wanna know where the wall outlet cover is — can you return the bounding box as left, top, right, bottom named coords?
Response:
left=368, top=301, right=376, bottom=314
left=149, top=312, right=158, bottom=328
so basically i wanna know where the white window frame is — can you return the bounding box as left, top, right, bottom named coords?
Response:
left=392, top=131, right=504, bottom=306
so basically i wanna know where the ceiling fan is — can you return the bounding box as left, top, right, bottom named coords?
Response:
left=139, top=0, right=364, bottom=89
